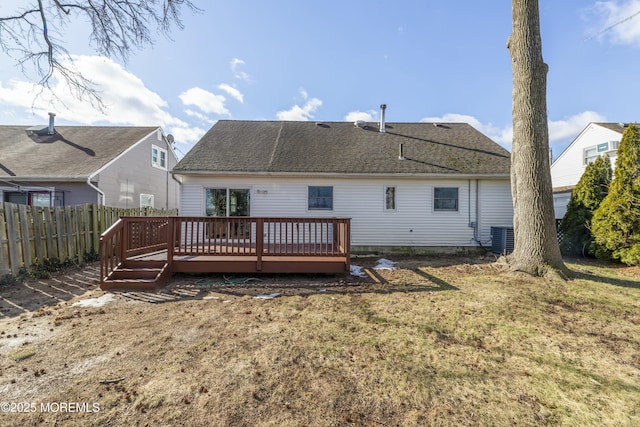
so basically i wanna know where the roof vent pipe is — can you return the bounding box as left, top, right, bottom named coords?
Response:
left=379, top=104, right=387, bottom=133
left=398, top=143, right=406, bottom=160
left=48, top=112, right=56, bottom=135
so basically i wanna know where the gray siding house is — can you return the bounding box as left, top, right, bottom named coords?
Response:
left=172, top=118, right=513, bottom=252
left=0, top=116, right=180, bottom=209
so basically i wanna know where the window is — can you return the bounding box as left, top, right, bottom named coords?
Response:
left=152, top=145, right=167, bottom=169
left=385, top=186, right=396, bottom=210
left=434, top=187, right=458, bottom=211
left=140, top=193, right=154, bottom=208
left=584, top=140, right=620, bottom=164
left=205, top=188, right=250, bottom=216
left=4, top=191, right=51, bottom=207
left=584, top=147, right=598, bottom=165
left=308, top=186, right=333, bottom=210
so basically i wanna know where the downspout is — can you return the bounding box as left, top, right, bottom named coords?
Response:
left=170, top=171, right=183, bottom=213
left=469, top=179, right=481, bottom=246
left=475, top=179, right=481, bottom=246
left=87, top=172, right=105, bottom=206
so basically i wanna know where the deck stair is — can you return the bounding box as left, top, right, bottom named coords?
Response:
left=100, top=216, right=351, bottom=291
left=101, top=260, right=169, bottom=291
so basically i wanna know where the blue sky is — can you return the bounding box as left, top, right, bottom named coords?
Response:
left=1, top=1, right=640, bottom=159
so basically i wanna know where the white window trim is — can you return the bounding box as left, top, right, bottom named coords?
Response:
left=307, top=186, right=334, bottom=211
left=140, top=193, right=154, bottom=208
left=152, top=144, right=168, bottom=170
left=433, top=187, right=459, bottom=212
left=583, top=140, right=620, bottom=165
left=384, top=185, right=397, bottom=211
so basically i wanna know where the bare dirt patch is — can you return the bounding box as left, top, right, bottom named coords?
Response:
left=0, top=255, right=638, bottom=426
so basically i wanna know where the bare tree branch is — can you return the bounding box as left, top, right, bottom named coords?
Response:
left=0, top=0, right=200, bottom=108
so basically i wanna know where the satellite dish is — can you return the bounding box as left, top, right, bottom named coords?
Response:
left=167, top=134, right=175, bottom=145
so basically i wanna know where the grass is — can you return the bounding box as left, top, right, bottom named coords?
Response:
left=0, top=256, right=639, bottom=426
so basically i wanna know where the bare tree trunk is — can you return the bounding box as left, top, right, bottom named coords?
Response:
left=507, top=0, right=567, bottom=277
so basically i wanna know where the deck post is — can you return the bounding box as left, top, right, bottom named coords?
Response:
left=120, top=217, right=128, bottom=262
left=256, top=218, right=263, bottom=271
left=166, top=217, right=175, bottom=272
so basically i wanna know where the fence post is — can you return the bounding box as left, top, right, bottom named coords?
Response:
left=43, top=207, right=57, bottom=261
left=0, top=205, right=10, bottom=276
left=18, top=204, right=34, bottom=269
left=5, top=204, right=22, bottom=274
left=32, top=206, right=45, bottom=262
left=92, top=204, right=99, bottom=253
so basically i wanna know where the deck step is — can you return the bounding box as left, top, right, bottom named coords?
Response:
left=101, top=262, right=170, bottom=291
left=109, top=268, right=163, bottom=280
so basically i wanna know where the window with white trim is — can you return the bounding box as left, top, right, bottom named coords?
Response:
left=152, top=145, right=167, bottom=169
left=140, top=193, right=154, bottom=208
left=434, top=187, right=458, bottom=211
left=385, top=186, right=396, bottom=210
left=583, top=140, right=619, bottom=165
left=205, top=188, right=250, bottom=216
left=308, top=186, right=333, bottom=210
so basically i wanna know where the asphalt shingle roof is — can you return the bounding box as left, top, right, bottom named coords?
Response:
left=594, top=122, right=631, bottom=133
left=0, top=125, right=158, bottom=179
left=174, top=120, right=511, bottom=176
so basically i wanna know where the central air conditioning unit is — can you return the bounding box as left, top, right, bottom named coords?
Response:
left=491, top=226, right=514, bottom=255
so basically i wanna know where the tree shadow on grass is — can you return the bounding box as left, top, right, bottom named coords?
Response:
left=570, top=269, right=640, bottom=289
left=0, top=264, right=100, bottom=319
left=114, top=267, right=459, bottom=304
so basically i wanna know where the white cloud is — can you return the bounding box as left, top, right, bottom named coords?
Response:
left=230, top=58, right=252, bottom=82
left=276, top=90, right=322, bottom=121
left=218, top=83, right=244, bottom=103
left=420, top=111, right=607, bottom=151
left=588, top=1, right=640, bottom=46
left=345, top=110, right=376, bottom=122
left=547, top=111, right=607, bottom=142
left=421, top=113, right=513, bottom=147
left=0, top=55, right=205, bottom=146
left=168, top=125, right=208, bottom=149
left=179, top=87, right=229, bottom=115
left=184, top=109, right=216, bottom=123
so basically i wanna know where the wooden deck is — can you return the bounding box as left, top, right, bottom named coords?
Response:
left=99, top=216, right=351, bottom=290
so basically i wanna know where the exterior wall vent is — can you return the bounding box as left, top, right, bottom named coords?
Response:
left=491, top=226, right=514, bottom=255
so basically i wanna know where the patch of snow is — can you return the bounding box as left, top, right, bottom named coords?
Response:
left=71, top=294, right=117, bottom=308
left=373, top=258, right=397, bottom=270
left=254, top=293, right=280, bottom=299
left=350, top=265, right=366, bottom=277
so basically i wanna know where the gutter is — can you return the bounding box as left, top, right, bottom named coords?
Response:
left=171, top=170, right=511, bottom=180
left=87, top=171, right=105, bottom=205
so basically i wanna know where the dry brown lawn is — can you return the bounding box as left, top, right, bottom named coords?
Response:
left=0, top=254, right=639, bottom=426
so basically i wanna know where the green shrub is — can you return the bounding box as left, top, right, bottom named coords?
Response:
left=592, top=124, right=640, bottom=264
left=559, top=154, right=612, bottom=256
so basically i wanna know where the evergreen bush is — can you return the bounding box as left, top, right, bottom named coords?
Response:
left=558, top=154, right=612, bottom=256
left=592, top=124, right=640, bottom=264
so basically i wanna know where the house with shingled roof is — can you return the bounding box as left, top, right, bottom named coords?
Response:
left=0, top=114, right=180, bottom=209
left=172, top=118, right=513, bottom=252
left=551, top=122, right=629, bottom=220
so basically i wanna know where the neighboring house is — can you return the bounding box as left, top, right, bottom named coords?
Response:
left=0, top=114, right=180, bottom=209
left=551, top=122, right=628, bottom=219
left=172, top=117, right=513, bottom=252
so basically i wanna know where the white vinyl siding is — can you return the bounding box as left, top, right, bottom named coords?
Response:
left=179, top=176, right=513, bottom=248
left=477, top=180, right=513, bottom=244
left=551, top=124, right=622, bottom=189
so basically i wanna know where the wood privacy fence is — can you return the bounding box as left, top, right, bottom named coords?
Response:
left=0, top=203, right=178, bottom=276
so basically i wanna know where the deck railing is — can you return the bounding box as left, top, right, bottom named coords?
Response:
left=99, top=217, right=171, bottom=282
left=174, top=217, right=350, bottom=257
left=100, top=216, right=351, bottom=280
